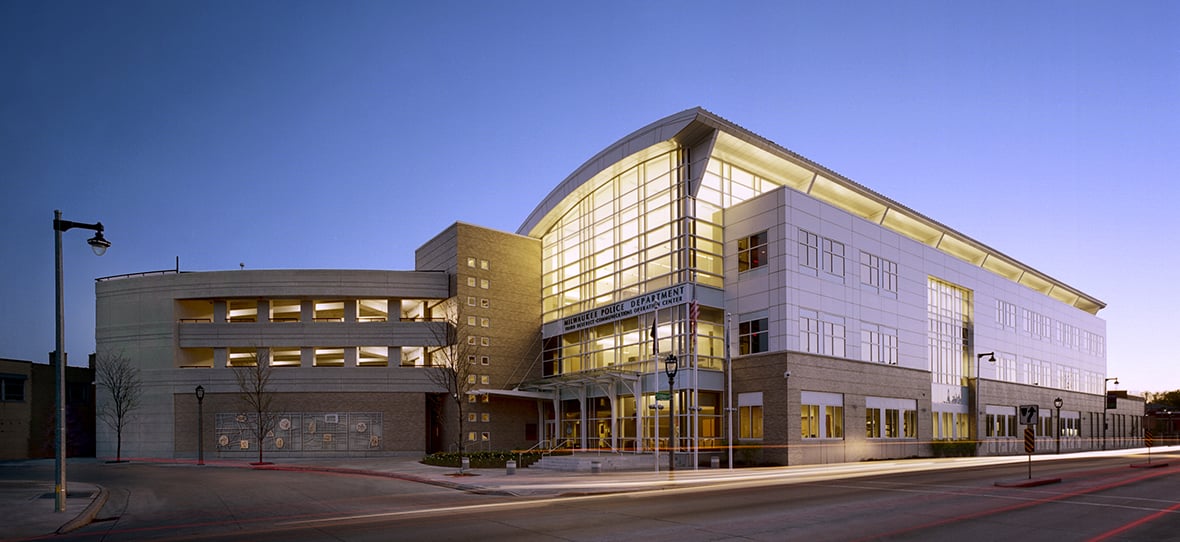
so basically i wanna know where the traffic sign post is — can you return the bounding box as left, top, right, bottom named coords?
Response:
left=1023, top=427, right=1035, bottom=479
left=1145, top=430, right=1154, bottom=464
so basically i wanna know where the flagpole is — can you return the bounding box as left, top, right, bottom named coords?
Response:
left=726, top=312, right=733, bottom=469
left=652, top=311, right=659, bottom=473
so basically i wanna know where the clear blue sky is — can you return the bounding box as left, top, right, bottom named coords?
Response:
left=2, top=1, right=1176, bottom=393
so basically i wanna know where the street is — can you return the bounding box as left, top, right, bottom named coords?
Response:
left=3, top=450, right=1177, bottom=541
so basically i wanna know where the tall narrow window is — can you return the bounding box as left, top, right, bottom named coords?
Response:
left=738, top=392, right=763, bottom=439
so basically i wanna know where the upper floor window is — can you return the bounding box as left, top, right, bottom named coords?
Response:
left=738, top=231, right=768, bottom=272
left=739, top=317, right=769, bottom=355
left=799, top=229, right=844, bottom=279
left=996, top=300, right=1016, bottom=330
left=0, top=375, right=25, bottom=402
left=800, top=309, right=845, bottom=357
left=859, top=251, right=897, bottom=296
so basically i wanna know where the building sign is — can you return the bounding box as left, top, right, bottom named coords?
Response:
left=560, top=284, right=690, bottom=334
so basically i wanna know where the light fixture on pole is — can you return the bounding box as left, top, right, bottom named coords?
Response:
left=973, top=352, right=995, bottom=445
left=53, top=210, right=110, bottom=513
left=664, top=354, right=678, bottom=473
left=1103, top=377, right=1118, bottom=450
left=195, top=385, right=206, bottom=465
left=1053, top=397, right=1063, bottom=454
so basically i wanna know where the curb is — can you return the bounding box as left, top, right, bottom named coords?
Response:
left=250, top=464, right=520, bottom=496
left=57, top=485, right=108, bottom=534
left=993, top=477, right=1062, bottom=488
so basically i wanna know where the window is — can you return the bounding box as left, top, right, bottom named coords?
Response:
left=738, top=392, right=763, bottom=439
left=467, top=355, right=476, bottom=365
left=480, top=317, right=490, bottom=328
left=801, top=391, right=844, bottom=439
left=800, top=309, right=845, bottom=357
left=467, top=316, right=477, bottom=326
left=467, top=375, right=476, bottom=384
left=467, top=394, right=477, bottom=403
left=868, top=397, right=917, bottom=440
left=996, top=300, right=1016, bottom=330
left=798, top=229, right=820, bottom=271
left=1, top=375, right=26, bottom=402
left=467, top=277, right=477, bottom=287
left=467, top=257, right=476, bottom=268
left=480, top=298, right=490, bottom=309
left=467, top=432, right=477, bottom=442
left=467, top=296, right=476, bottom=306
left=859, top=251, right=897, bottom=296
left=480, top=337, right=490, bottom=347
left=480, top=279, right=489, bottom=289
left=480, top=259, right=489, bottom=270
left=480, top=375, right=490, bottom=385
left=481, top=413, right=490, bottom=422
left=861, top=323, right=898, bottom=365
left=822, top=238, right=845, bottom=277
left=468, top=412, right=477, bottom=422
left=480, top=356, right=490, bottom=365
left=866, top=408, right=881, bottom=438
left=738, top=231, right=768, bottom=272
left=739, top=317, right=769, bottom=354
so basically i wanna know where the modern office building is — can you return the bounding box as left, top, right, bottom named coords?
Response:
left=95, top=108, right=1141, bottom=465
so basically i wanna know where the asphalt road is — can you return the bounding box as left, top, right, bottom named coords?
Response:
left=6, top=450, right=1178, bottom=541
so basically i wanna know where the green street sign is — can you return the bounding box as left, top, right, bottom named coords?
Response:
left=655, top=392, right=670, bottom=400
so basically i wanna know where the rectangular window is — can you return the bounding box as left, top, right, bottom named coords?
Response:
left=861, top=323, right=898, bottom=365
left=738, top=392, right=763, bottom=439
left=866, top=407, right=881, bottom=438
left=739, top=317, right=769, bottom=354
left=859, top=251, right=898, bottom=296
left=822, top=237, right=845, bottom=278
left=996, top=300, right=1016, bottom=330
left=801, top=404, right=819, bottom=439
left=904, top=409, right=918, bottom=438
left=0, top=375, right=26, bottom=402
left=798, top=229, right=820, bottom=271
left=738, top=231, right=768, bottom=272
left=802, top=391, right=844, bottom=439
left=884, top=409, right=900, bottom=438
left=800, top=309, right=845, bottom=357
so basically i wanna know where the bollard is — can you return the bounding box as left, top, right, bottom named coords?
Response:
left=506, top=459, right=516, bottom=475
left=590, top=460, right=601, bottom=474
left=711, top=455, right=720, bottom=469
left=461, top=456, right=470, bottom=472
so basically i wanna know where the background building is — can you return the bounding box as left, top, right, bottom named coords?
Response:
left=94, top=108, right=1142, bottom=464
left=0, top=356, right=94, bottom=460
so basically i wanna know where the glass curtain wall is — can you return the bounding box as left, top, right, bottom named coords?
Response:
left=540, top=152, right=786, bottom=378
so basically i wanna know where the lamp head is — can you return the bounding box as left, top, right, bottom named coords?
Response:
left=664, top=354, right=678, bottom=378
left=977, top=352, right=995, bottom=363
left=195, top=384, right=205, bottom=401
left=87, top=229, right=111, bottom=256
left=1054, top=397, right=1063, bottom=409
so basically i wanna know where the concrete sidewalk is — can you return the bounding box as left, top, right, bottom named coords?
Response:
left=1, top=479, right=107, bottom=540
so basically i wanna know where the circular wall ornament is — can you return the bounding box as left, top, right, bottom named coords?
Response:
left=275, top=437, right=285, bottom=449
left=218, top=435, right=229, bottom=446
left=356, top=422, right=367, bottom=433
left=236, top=414, right=247, bottom=423
left=279, top=418, right=291, bottom=431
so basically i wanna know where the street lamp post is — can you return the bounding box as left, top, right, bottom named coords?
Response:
left=195, top=385, right=206, bottom=465
left=665, top=354, right=678, bottom=473
left=1054, top=397, right=1063, bottom=454
left=53, top=210, right=110, bottom=513
left=1103, top=377, right=1118, bottom=451
left=974, top=352, right=995, bottom=445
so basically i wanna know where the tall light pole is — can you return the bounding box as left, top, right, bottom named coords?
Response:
left=195, top=385, right=206, bottom=465
left=974, top=352, right=995, bottom=446
left=1053, top=397, right=1063, bottom=454
left=53, top=210, right=110, bottom=512
left=1103, top=377, right=1118, bottom=450
left=664, top=354, right=678, bottom=473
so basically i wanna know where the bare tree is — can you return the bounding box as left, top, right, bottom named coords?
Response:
left=233, top=352, right=278, bottom=465
left=422, top=301, right=481, bottom=472
left=96, top=351, right=142, bottom=463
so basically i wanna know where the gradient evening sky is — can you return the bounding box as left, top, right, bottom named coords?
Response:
left=2, top=1, right=1177, bottom=393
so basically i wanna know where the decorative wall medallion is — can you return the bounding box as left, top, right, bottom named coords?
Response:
left=356, top=422, right=367, bottom=433
left=308, top=420, right=316, bottom=434
left=266, top=430, right=275, bottom=438
left=279, top=418, right=291, bottom=431
left=369, top=435, right=380, bottom=448
left=236, top=414, right=247, bottom=423
left=323, top=433, right=333, bottom=443
left=218, top=435, right=229, bottom=446
left=275, top=437, right=285, bottom=449
left=240, top=440, right=250, bottom=449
